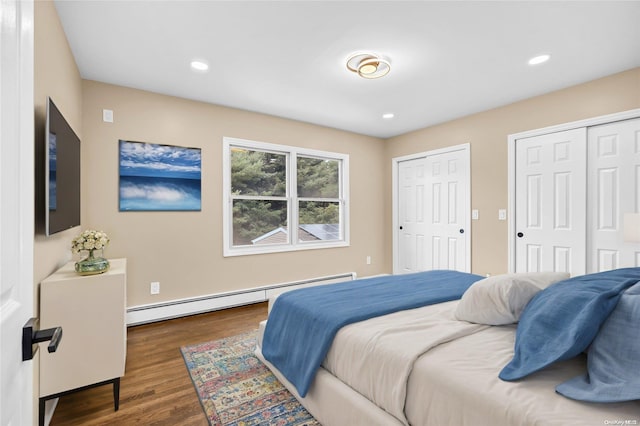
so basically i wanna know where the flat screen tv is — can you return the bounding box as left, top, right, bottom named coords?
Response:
left=45, top=97, right=81, bottom=236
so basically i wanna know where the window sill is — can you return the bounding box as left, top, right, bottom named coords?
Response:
left=223, top=240, right=350, bottom=257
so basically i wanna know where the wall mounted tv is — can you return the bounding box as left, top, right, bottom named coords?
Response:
left=45, top=97, right=81, bottom=236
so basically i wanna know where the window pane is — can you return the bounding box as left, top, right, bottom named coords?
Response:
left=232, top=200, right=288, bottom=246
left=298, top=201, right=340, bottom=242
left=297, top=156, right=339, bottom=198
left=231, top=148, right=286, bottom=196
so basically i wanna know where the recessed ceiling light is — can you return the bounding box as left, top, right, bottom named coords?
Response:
left=382, top=113, right=395, bottom=119
left=528, top=54, right=551, bottom=66
left=346, top=52, right=391, bottom=79
left=190, top=60, right=209, bottom=72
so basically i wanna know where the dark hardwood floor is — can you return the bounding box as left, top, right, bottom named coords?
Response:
left=50, top=302, right=268, bottom=425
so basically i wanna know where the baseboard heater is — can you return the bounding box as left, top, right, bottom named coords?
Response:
left=126, top=272, right=357, bottom=326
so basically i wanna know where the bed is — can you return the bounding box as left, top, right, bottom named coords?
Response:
left=254, top=268, right=640, bottom=426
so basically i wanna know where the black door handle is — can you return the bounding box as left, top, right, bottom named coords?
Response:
left=399, top=226, right=403, bottom=230
left=459, top=229, right=464, bottom=234
left=517, top=232, right=524, bottom=238
left=22, top=318, right=63, bottom=361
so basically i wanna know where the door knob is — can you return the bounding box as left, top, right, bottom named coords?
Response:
left=517, top=232, right=524, bottom=238
left=22, top=318, right=63, bottom=361
left=459, top=229, right=464, bottom=234
left=399, top=226, right=403, bottom=230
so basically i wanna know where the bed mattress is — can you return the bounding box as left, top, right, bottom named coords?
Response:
left=257, top=300, right=640, bottom=425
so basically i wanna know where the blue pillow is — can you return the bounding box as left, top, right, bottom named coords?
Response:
left=556, top=281, right=640, bottom=402
left=499, top=268, right=640, bottom=381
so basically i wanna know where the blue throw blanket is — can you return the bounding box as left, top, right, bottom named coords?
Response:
left=262, top=270, right=483, bottom=397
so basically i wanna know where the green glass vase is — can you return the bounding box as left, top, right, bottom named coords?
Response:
left=75, top=250, right=110, bottom=275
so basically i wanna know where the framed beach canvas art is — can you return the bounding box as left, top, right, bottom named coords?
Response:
left=119, top=140, right=202, bottom=211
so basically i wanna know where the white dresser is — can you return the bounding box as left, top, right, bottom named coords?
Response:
left=39, top=258, right=127, bottom=424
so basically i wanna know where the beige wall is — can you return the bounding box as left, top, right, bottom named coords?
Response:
left=34, top=2, right=83, bottom=294
left=81, top=81, right=386, bottom=306
left=33, top=1, right=83, bottom=421
left=385, top=68, right=640, bottom=276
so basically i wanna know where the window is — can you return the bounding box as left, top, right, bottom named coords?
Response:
left=223, top=137, right=349, bottom=256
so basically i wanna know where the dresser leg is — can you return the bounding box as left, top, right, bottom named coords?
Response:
left=39, top=397, right=45, bottom=426
left=113, top=377, right=120, bottom=411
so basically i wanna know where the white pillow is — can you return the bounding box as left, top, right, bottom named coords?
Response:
left=455, top=272, right=569, bottom=325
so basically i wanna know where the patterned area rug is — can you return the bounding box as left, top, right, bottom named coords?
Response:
left=181, top=331, right=320, bottom=426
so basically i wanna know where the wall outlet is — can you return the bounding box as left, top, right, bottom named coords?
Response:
left=150, top=281, right=160, bottom=295
left=472, top=209, right=479, bottom=220
left=366, top=256, right=372, bottom=265
left=498, top=209, right=507, bottom=221
left=102, top=109, right=114, bottom=123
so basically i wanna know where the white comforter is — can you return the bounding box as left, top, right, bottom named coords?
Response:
left=319, top=300, right=640, bottom=426
left=323, top=301, right=488, bottom=425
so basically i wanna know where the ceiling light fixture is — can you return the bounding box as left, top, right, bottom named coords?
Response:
left=190, top=60, right=209, bottom=72
left=382, top=113, right=395, bottom=119
left=528, top=54, right=551, bottom=66
left=346, top=53, right=391, bottom=79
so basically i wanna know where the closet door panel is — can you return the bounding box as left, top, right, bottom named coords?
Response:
left=425, top=149, right=469, bottom=271
left=588, top=117, right=640, bottom=271
left=398, top=158, right=427, bottom=273
left=515, top=128, right=587, bottom=274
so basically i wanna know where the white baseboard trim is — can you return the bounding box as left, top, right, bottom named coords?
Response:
left=43, top=398, right=58, bottom=426
left=126, top=272, right=356, bottom=326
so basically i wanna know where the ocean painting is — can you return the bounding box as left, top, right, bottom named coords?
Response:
left=119, top=140, right=201, bottom=211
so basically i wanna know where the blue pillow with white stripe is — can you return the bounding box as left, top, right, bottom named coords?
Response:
left=499, top=268, right=640, bottom=381
left=556, top=281, right=640, bottom=402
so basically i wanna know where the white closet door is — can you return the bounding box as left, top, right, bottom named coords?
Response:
left=396, top=146, right=470, bottom=274
left=587, top=118, right=640, bottom=271
left=515, top=128, right=587, bottom=274
left=398, top=157, right=428, bottom=273
left=424, top=148, right=469, bottom=271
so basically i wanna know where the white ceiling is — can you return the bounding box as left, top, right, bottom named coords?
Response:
left=54, top=1, right=640, bottom=139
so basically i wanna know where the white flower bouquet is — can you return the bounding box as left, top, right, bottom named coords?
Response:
left=71, top=229, right=110, bottom=255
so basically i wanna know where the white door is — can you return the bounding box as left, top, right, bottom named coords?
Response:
left=0, top=0, right=35, bottom=425
left=514, top=128, right=587, bottom=274
left=396, top=145, right=470, bottom=273
left=398, top=157, right=428, bottom=272
left=587, top=118, right=640, bottom=272
left=424, top=149, right=469, bottom=271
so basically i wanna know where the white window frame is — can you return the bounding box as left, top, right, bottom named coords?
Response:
left=223, top=137, right=349, bottom=256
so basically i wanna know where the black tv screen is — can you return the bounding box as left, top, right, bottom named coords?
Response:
left=46, top=97, right=80, bottom=236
